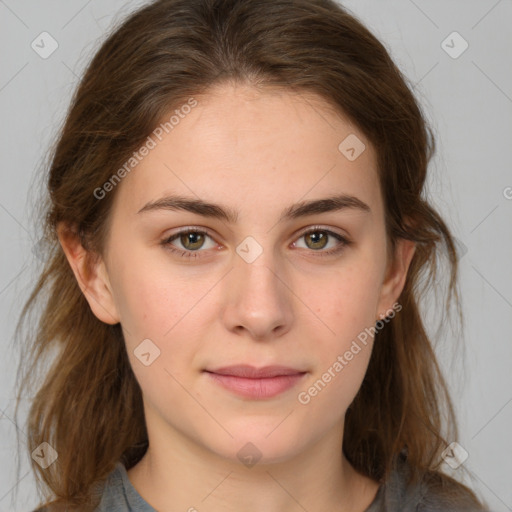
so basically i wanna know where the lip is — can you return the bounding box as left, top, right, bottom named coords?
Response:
left=204, top=365, right=307, bottom=399
left=206, top=364, right=305, bottom=378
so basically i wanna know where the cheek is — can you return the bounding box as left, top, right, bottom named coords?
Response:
left=113, top=270, right=172, bottom=337
left=297, top=282, right=377, bottom=421
left=109, top=255, right=213, bottom=373
left=109, top=248, right=197, bottom=339
left=311, top=258, right=383, bottom=340
left=112, top=266, right=199, bottom=393
left=297, top=255, right=382, bottom=400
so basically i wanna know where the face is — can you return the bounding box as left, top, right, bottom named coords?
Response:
left=62, top=83, right=413, bottom=466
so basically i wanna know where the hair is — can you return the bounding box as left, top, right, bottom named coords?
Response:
left=13, top=0, right=488, bottom=510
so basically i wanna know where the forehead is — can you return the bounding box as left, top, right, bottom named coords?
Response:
left=111, top=83, right=382, bottom=220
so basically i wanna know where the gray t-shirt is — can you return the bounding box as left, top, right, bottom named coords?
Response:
left=93, top=455, right=488, bottom=512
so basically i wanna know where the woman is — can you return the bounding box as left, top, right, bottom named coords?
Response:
left=15, top=0, right=489, bottom=510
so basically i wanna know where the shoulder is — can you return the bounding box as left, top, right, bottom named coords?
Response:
left=30, top=463, right=123, bottom=512
left=32, top=505, right=74, bottom=512
left=376, top=452, right=489, bottom=512
left=415, top=469, right=489, bottom=512
left=31, top=503, right=90, bottom=512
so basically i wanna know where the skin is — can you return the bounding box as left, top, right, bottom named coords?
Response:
left=59, top=82, right=415, bottom=512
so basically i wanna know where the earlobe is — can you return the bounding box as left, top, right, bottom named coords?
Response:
left=56, top=222, right=120, bottom=325
left=376, top=238, right=416, bottom=319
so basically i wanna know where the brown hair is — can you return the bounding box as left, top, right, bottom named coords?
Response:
left=14, top=0, right=488, bottom=509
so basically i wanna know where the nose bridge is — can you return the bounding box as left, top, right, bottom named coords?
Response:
left=234, top=248, right=285, bottom=307
left=222, top=240, right=294, bottom=338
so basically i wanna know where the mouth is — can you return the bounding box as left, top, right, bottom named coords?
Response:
left=203, top=365, right=307, bottom=399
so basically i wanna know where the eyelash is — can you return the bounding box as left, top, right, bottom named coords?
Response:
left=160, top=226, right=351, bottom=259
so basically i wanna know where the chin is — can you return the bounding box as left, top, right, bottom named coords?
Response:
left=202, top=423, right=311, bottom=467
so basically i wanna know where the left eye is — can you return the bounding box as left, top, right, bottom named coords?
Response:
left=161, top=227, right=350, bottom=258
left=293, top=228, right=345, bottom=251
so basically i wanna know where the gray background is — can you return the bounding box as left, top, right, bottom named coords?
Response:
left=1, top=1, right=511, bottom=510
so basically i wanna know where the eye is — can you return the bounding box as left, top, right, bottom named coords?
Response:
left=160, top=228, right=217, bottom=258
left=160, top=226, right=351, bottom=260
left=292, top=226, right=351, bottom=257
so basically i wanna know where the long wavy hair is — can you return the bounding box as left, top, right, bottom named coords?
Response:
left=13, top=0, right=488, bottom=509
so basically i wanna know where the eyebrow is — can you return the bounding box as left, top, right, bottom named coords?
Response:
left=137, top=193, right=371, bottom=223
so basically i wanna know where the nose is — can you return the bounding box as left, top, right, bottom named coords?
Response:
left=220, top=252, right=294, bottom=341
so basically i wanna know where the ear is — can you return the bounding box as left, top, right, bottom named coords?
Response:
left=376, top=237, right=416, bottom=320
left=57, top=222, right=120, bottom=325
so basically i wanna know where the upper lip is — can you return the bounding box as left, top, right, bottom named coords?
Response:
left=205, top=365, right=306, bottom=378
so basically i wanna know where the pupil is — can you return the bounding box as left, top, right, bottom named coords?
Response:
left=182, top=232, right=203, bottom=249
left=308, top=232, right=327, bottom=249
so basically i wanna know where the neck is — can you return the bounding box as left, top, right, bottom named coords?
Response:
left=126, top=410, right=379, bottom=512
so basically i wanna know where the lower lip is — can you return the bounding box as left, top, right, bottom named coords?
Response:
left=205, top=371, right=307, bottom=399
